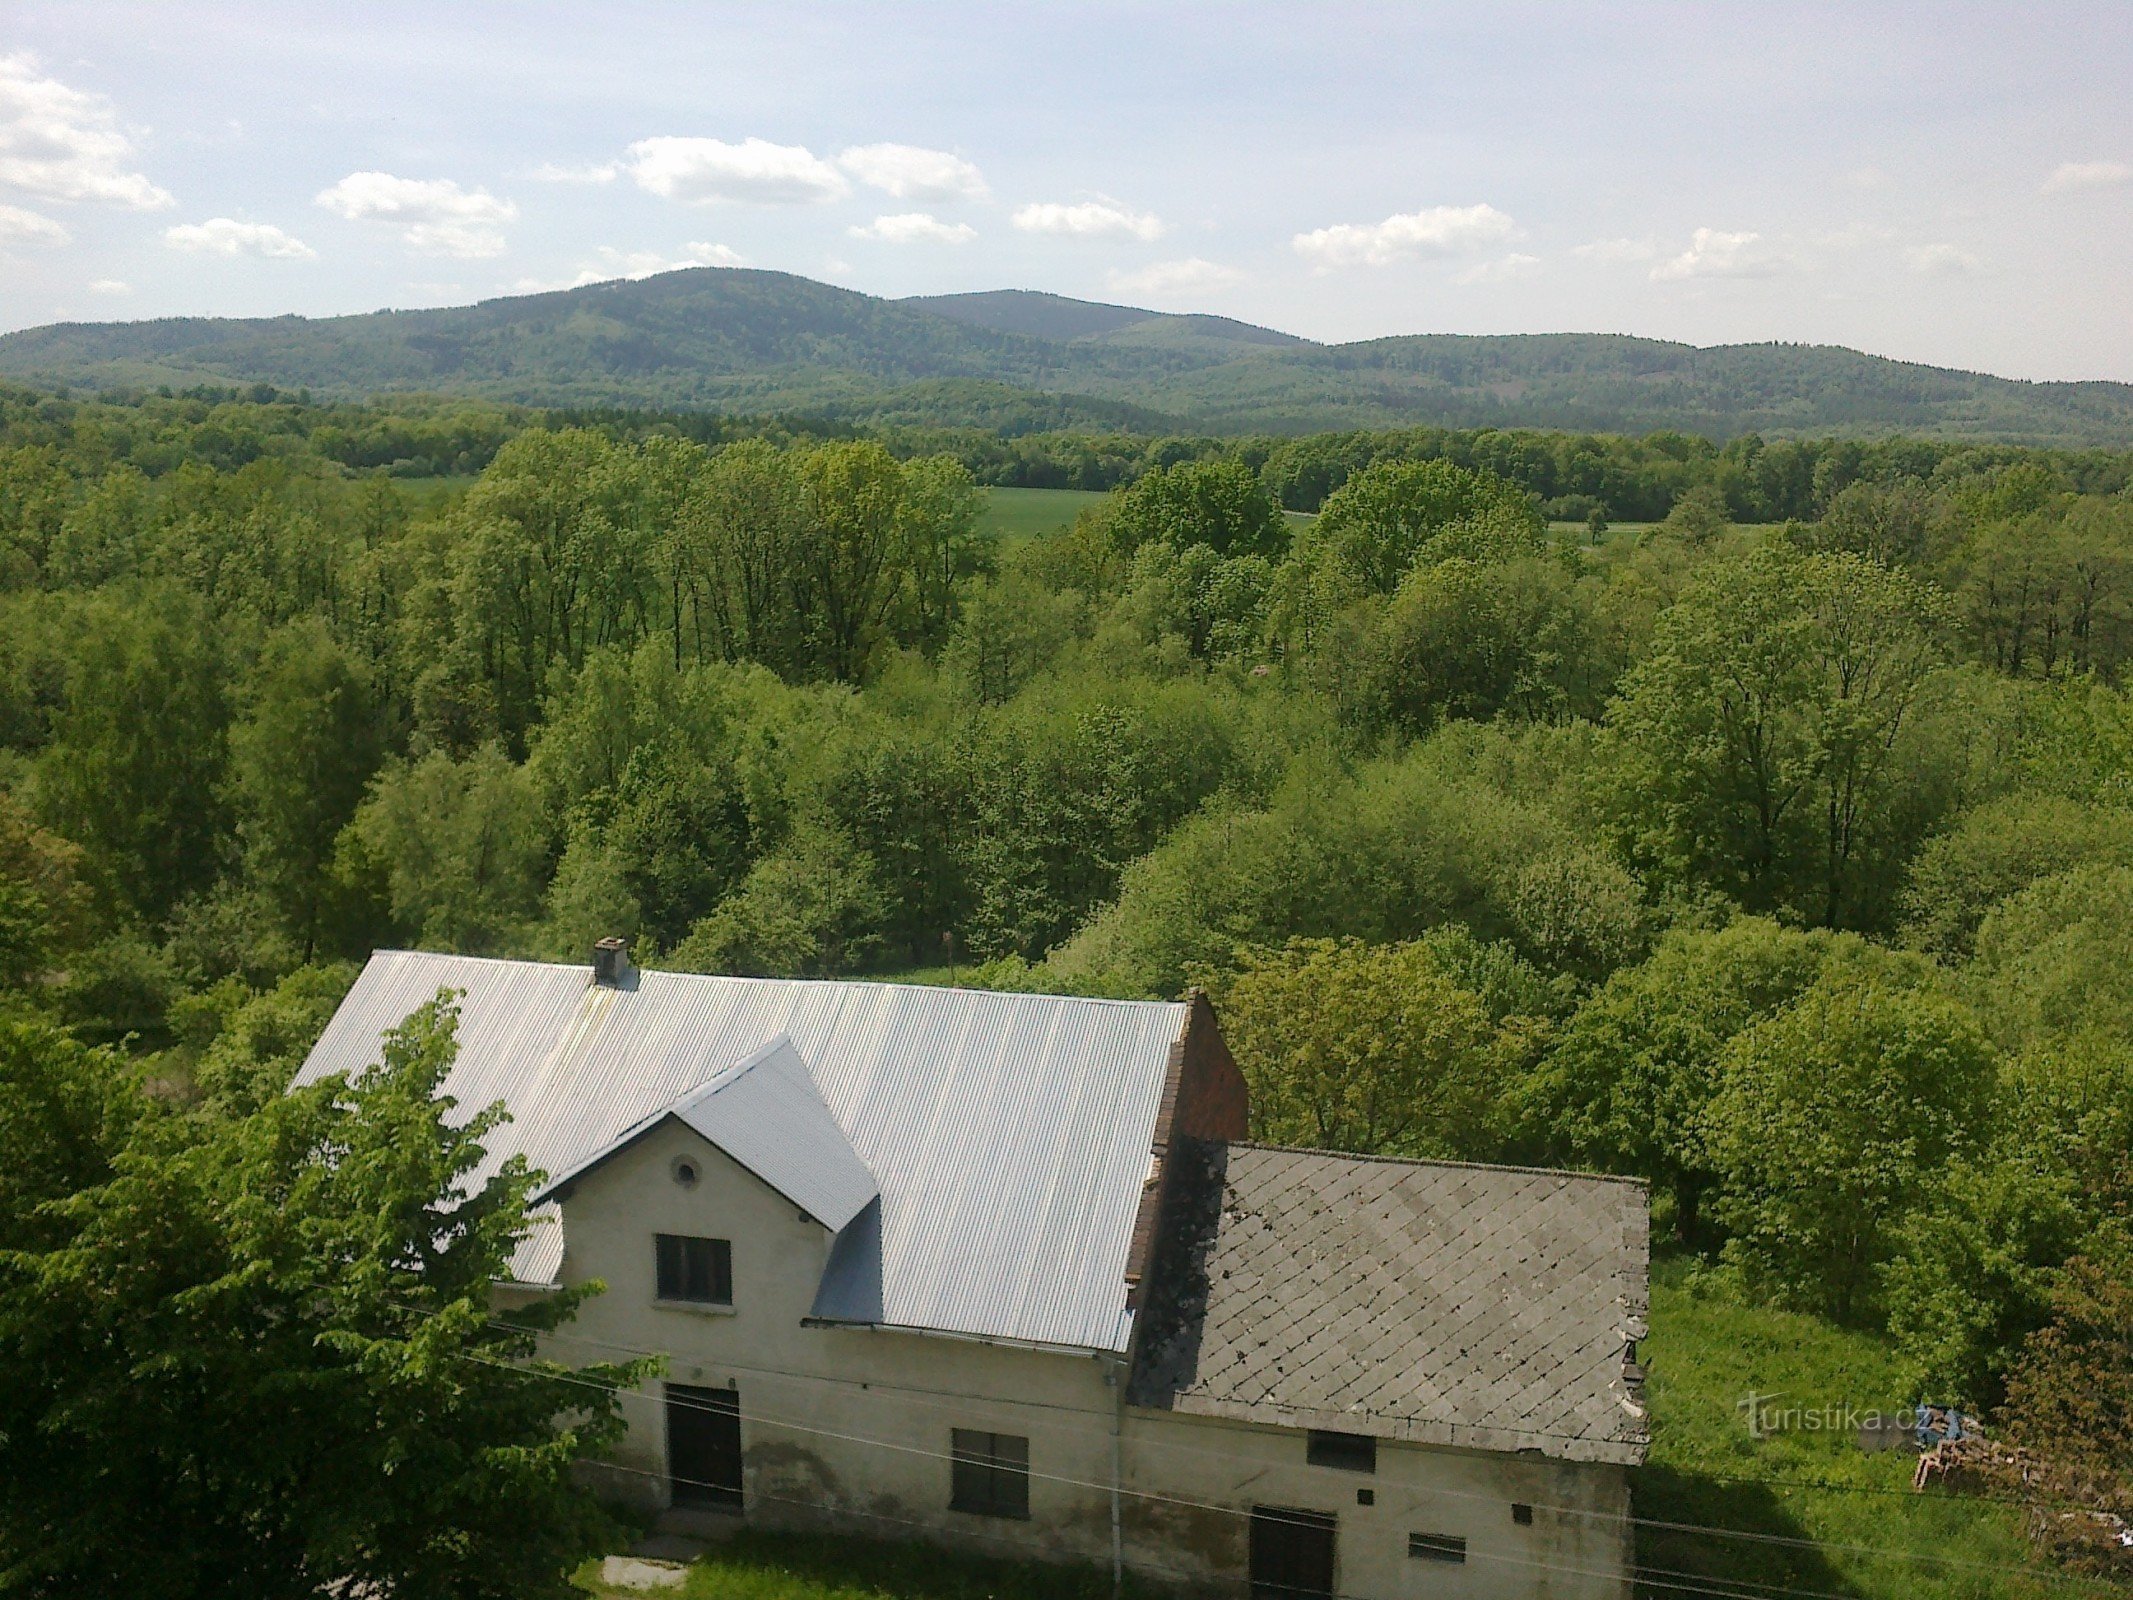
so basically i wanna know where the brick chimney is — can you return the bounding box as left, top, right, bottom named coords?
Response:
left=591, top=936, right=632, bottom=988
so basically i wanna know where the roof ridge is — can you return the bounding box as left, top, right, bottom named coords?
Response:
left=1230, top=1140, right=1651, bottom=1189
left=375, top=948, right=1185, bottom=1012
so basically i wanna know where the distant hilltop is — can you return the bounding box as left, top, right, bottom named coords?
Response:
left=5, top=267, right=2132, bottom=445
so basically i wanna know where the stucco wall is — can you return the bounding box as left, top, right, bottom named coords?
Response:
left=542, top=1119, right=1631, bottom=1600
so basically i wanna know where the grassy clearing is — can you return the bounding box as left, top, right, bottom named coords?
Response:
left=1550, top=518, right=1660, bottom=549
left=977, top=486, right=1106, bottom=545
left=1634, top=1259, right=2105, bottom=1599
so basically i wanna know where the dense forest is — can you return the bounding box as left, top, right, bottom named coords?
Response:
left=4, top=381, right=2132, bottom=1589
left=7, top=268, right=2133, bottom=443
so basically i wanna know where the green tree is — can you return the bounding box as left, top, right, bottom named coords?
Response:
left=1207, top=936, right=1532, bottom=1159
left=894, top=453, right=988, bottom=654
left=1109, top=458, right=1285, bottom=560
left=34, top=587, right=231, bottom=920
left=0, top=997, right=648, bottom=1599
left=1702, top=976, right=1995, bottom=1323
left=1899, top=793, right=2133, bottom=959
left=0, top=792, right=91, bottom=991
left=229, top=619, right=382, bottom=960
left=1307, top=458, right=1541, bottom=595
left=347, top=743, right=547, bottom=953
left=681, top=439, right=807, bottom=675
left=798, top=440, right=906, bottom=682
left=670, top=819, right=889, bottom=977
left=1609, top=545, right=1956, bottom=929
left=1523, top=917, right=1842, bottom=1243
left=1998, top=1238, right=2133, bottom=1566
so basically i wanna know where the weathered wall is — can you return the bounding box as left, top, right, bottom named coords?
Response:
left=541, top=1119, right=1632, bottom=1599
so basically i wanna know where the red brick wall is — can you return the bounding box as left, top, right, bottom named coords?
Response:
left=1125, top=989, right=1247, bottom=1296
left=1171, top=988, right=1248, bottom=1142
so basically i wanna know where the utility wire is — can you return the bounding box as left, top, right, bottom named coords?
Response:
left=444, top=1303, right=2105, bottom=1586
left=444, top=1340, right=2101, bottom=1596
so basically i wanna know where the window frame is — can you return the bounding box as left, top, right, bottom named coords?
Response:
left=654, top=1232, right=733, bottom=1306
left=949, top=1428, right=1031, bottom=1519
left=1408, top=1531, right=1468, bottom=1564
left=1305, top=1429, right=1377, bottom=1474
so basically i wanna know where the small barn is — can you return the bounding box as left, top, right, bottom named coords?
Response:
left=296, top=945, right=1648, bottom=1599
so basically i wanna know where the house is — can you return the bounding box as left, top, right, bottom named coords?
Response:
left=295, top=944, right=1649, bottom=1599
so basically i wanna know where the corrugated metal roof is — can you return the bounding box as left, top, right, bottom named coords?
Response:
left=536, top=1035, right=878, bottom=1233
left=293, top=952, right=1187, bottom=1353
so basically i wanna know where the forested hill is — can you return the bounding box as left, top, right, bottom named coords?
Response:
left=5, top=265, right=2132, bottom=444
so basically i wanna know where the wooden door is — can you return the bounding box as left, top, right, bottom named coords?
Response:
left=666, top=1383, right=742, bottom=1510
left=1250, top=1505, right=1336, bottom=1599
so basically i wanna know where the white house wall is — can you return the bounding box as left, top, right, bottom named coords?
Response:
left=542, top=1119, right=1632, bottom=1600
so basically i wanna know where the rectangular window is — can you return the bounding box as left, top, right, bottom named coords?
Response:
left=655, top=1233, right=732, bottom=1305
left=1409, top=1532, right=1467, bottom=1564
left=950, top=1429, right=1030, bottom=1519
left=1306, top=1430, right=1376, bottom=1474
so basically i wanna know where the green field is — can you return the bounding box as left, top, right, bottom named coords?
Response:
left=979, top=485, right=1316, bottom=547
left=572, top=1267, right=2098, bottom=1600
left=977, top=486, right=1107, bottom=544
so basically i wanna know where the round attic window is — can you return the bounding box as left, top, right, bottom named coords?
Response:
left=671, top=1156, right=701, bottom=1189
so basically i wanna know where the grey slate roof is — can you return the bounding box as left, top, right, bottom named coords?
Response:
left=294, top=951, right=1187, bottom=1353
left=534, top=1035, right=879, bottom=1234
left=1128, top=1141, right=1650, bottom=1465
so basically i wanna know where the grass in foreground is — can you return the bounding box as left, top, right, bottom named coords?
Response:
left=579, top=1529, right=1168, bottom=1600
left=1635, top=1259, right=2109, bottom=1599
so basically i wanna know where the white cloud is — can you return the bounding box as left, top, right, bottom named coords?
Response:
left=838, top=143, right=987, bottom=203
left=1905, top=242, right=1981, bottom=276
left=848, top=211, right=976, bottom=244
left=1454, top=252, right=1541, bottom=285
left=165, top=217, right=316, bottom=259
left=315, top=171, right=516, bottom=258
left=0, top=53, right=172, bottom=209
left=531, top=160, right=619, bottom=184
left=1107, top=256, right=1245, bottom=298
left=1649, top=227, right=1792, bottom=281
left=1012, top=199, right=1165, bottom=241
left=0, top=200, right=69, bottom=247
left=1572, top=236, right=1658, bottom=264
left=1292, top=203, right=1516, bottom=268
left=515, top=241, right=747, bottom=293
left=626, top=136, right=849, bottom=205
left=2042, top=159, right=2131, bottom=194
left=88, top=277, right=128, bottom=294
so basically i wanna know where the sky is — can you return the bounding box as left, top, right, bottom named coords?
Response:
left=2, top=1, right=2130, bottom=382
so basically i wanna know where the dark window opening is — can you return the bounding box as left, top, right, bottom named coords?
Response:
left=1512, top=1501, right=1534, bottom=1525
left=1250, top=1506, right=1337, bottom=1599
left=656, top=1233, right=732, bottom=1304
left=950, top=1429, right=1029, bottom=1519
left=666, top=1383, right=741, bottom=1510
left=1306, top=1430, right=1376, bottom=1473
left=1355, top=1488, right=1374, bottom=1506
left=1409, top=1532, right=1467, bottom=1563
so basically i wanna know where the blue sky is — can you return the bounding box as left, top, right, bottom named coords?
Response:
left=4, top=1, right=2130, bottom=380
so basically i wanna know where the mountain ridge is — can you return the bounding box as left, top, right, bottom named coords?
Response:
left=4, top=266, right=2129, bottom=445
